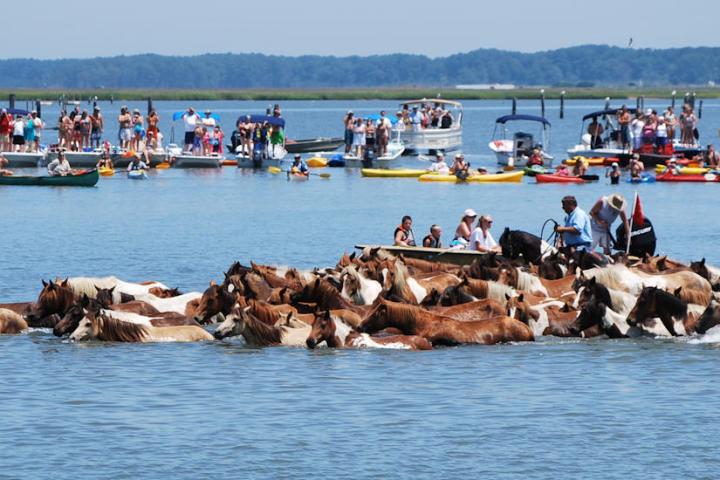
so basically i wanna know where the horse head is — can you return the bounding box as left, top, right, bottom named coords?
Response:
left=306, top=310, right=336, bottom=349
left=498, top=228, right=513, bottom=259
left=359, top=300, right=389, bottom=334
left=213, top=304, right=247, bottom=340
left=697, top=300, right=720, bottom=334
left=26, top=279, right=75, bottom=323
left=54, top=294, right=101, bottom=337
left=420, top=288, right=441, bottom=307
left=68, top=308, right=102, bottom=342
left=574, top=295, right=607, bottom=332
left=690, top=258, right=709, bottom=281
left=194, top=281, right=236, bottom=324
left=94, top=286, right=115, bottom=308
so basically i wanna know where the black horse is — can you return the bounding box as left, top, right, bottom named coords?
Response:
left=498, top=228, right=548, bottom=264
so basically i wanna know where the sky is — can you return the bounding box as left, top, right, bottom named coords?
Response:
left=4, top=0, right=718, bottom=59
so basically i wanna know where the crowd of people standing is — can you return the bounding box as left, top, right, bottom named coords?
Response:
left=614, top=103, right=699, bottom=150
left=0, top=109, right=44, bottom=153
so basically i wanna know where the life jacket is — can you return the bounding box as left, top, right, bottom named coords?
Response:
left=394, top=225, right=416, bottom=246
left=423, top=234, right=441, bottom=248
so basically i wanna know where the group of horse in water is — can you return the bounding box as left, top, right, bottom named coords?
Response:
left=2, top=230, right=720, bottom=350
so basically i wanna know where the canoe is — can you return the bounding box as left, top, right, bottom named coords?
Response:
left=288, top=172, right=309, bottom=181
left=626, top=174, right=656, bottom=183
left=306, top=157, right=328, bottom=168
left=128, top=170, right=148, bottom=180
left=418, top=171, right=524, bottom=183
left=655, top=165, right=712, bottom=175
left=362, top=168, right=428, bottom=178
left=536, top=174, right=585, bottom=184
left=0, top=168, right=99, bottom=187
left=285, top=137, right=344, bottom=154
left=656, top=173, right=720, bottom=183
left=98, top=167, right=115, bottom=176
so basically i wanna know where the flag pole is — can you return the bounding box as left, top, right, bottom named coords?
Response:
left=626, top=191, right=638, bottom=255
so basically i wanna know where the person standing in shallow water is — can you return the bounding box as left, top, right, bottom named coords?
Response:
left=394, top=216, right=416, bottom=247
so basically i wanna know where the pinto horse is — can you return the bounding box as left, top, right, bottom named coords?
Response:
left=305, top=310, right=432, bottom=350
left=498, top=228, right=556, bottom=264
left=359, top=298, right=533, bottom=346
left=629, top=286, right=705, bottom=336
left=213, top=305, right=309, bottom=346
left=69, top=309, right=213, bottom=343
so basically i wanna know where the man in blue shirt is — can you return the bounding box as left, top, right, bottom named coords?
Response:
left=555, top=195, right=592, bottom=252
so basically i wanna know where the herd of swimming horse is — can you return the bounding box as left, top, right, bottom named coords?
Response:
left=1, top=233, right=720, bottom=349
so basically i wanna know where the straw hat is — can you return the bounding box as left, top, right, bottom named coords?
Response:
left=607, top=194, right=626, bottom=211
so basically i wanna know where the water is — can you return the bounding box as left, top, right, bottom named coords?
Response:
left=2, top=99, right=720, bottom=479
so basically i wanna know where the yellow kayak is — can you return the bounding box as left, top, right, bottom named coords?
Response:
left=564, top=156, right=607, bottom=166
left=155, top=162, right=171, bottom=170
left=361, top=168, right=429, bottom=178
left=98, top=167, right=115, bottom=177
left=655, top=165, right=711, bottom=175
left=306, top=157, right=328, bottom=168
left=418, top=171, right=524, bottom=183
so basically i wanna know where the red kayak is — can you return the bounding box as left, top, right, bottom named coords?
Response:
left=656, top=173, right=720, bottom=183
left=536, top=174, right=585, bottom=184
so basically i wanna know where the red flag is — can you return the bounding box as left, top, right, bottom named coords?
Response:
left=632, top=194, right=645, bottom=227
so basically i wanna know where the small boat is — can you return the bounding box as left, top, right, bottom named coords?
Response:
left=489, top=114, right=554, bottom=167
left=361, top=168, right=429, bottom=178
left=523, top=165, right=553, bottom=177
left=287, top=172, right=309, bottom=181
left=355, top=244, right=486, bottom=266
left=0, top=168, right=99, bottom=187
left=626, top=174, right=656, bottom=184
left=285, top=137, right=344, bottom=153
left=220, top=159, right=238, bottom=167
left=564, top=156, right=615, bottom=167
left=535, top=174, right=585, bottom=184
left=418, top=170, right=524, bottom=183
left=1, top=151, right=45, bottom=167
left=306, top=157, right=328, bottom=168
left=173, top=154, right=221, bottom=168
left=128, top=169, right=148, bottom=180
left=656, top=173, right=720, bottom=183
left=566, top=107, right=634, bottom=159
left=654, top=165, right=713, bottom=175
left=98, top=167, right=115, bottom=176
left=344, top=139, right=405, bottom=168
left=396, top=99, right=463, bottom=153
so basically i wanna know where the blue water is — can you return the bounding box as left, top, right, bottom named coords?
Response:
left=2, top=99, right=720, bottom=479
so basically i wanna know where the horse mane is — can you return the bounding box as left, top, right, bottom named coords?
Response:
left=94, top=312, right=149, bottom=342
left=487, top=281, right=517, bottom=302
left=66, top=276, right=118, bottom=299
left=646, top=287, right=688, bottom=317
left=390, top=262, right=416, bottom=302
left=383, top=301, right=420, bottom=328
left=249, top=300, right=281, bottom=326
left=242, top=311, right=283, bottom=346
left=313, top=279, right=348, bottom=310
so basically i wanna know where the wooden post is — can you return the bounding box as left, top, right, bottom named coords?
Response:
left=699, top=100, right=703, bottom=119
left=560, top=91, right=565, bottom=119
left=511, top=97, right=517, bottom=115
left=147, top=97, right=153, bottom=115
left=540, top=89, right=545, bottom=118
left=671, top=90, right=676, bottom=109
left=35, top=100, right=41, bottom=118
left=8, top=93, right=15, bottom=110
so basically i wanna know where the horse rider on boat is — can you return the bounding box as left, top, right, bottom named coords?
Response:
left=423, top=224, right=443, bottom=248
left=589, top=193, right=630, bottom=255
left=127, top=154, right=148, bottom=172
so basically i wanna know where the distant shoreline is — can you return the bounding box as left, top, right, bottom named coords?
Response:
left=1, top=87, right=717, bottom=102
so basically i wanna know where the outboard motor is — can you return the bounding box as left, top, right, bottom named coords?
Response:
left=614, top=217, right=656, bottom=257
left=363, top=144, right=377, bottom=168
left=230, top=130, right=242, bottom=152
left=252, top=143, right=265, bottom=168
left=513, top=132, right=534, bottom=157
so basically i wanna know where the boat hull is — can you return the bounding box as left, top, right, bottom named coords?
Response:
left=418, top=171, right=524, bottom=183
left=0, top=169, right=99, bottom=187
left=173, top=155, right=221, bottom=168
left=285, top=137, right=344, bottom=153
left=361, top=169, right=428, bottom=178
left=536, top=174, right=585, bottom=184
left=2, top=152, right=44, bottom=167
left=398, top=127, right=462, bottom=153
left=355, top=244, right=487, bottom=266
left=656, top=173, right=720, bottom=183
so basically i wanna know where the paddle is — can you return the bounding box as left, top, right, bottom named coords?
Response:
left=267, top=166, right=330, bottom=178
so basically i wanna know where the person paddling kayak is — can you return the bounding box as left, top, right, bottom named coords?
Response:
left=290, top=154, right=308, bottom=175
left=127, top=154, right=148, bottom=172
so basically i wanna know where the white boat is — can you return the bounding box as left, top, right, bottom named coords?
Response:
left=343, top=139, right=406, bottom=168
left=566, top=108, right=634, bottom=159
left=235, top=144, right=287, bottom=169
left=396, top=99, right=463, bottom=153
left=1, top=151, right=45, bottom=167
left=172, top=152, right=222, bottom=168
left=489, top=114, right=554, bottom=167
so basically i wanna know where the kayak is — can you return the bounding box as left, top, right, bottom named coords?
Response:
left=564, top=156, right=612, bottom=166
left=328, top=159, right=346, bottom=168
left=0, top=168, right=99, bottom=187
left=155, top=161, right=171, bottom=169
left=98, top=167, right=115, bottom=177
left=288, top=172, right=309, bottom=181
left=655, top=165, right=712, bottom=175
left=362, top=168, right=428, bottom=178
left=536, top=174, right=585, bottom=184
left=626, top=174, right=656, bottom=183
left=128, top=170, right=148, bottom=180
left=221, top=159, right=238, bottom=167
left=656, top=173, right=720, bottom=183
left=418, top=171, right=524, bottom=183
left=523, top=165, right=553, bottom=177
left=306, top=157, right=328, bottom=168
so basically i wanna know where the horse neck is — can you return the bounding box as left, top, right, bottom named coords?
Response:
left=655, top=291, right=688, bottom=318
left=242, top=312, right=283, bottom=346
left=94, top=314, right=148, bottom=342
left=384, top=302, right=419, bottom=334
left=332, top=318, right=353, bottom=346
left=249, top=301, right=279, bottom=325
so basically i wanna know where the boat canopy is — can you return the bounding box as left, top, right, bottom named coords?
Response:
left=6, top=108, right=29, bottom=116
left=495, top=114, right=551, bottom=127
left=172, top=111, right=222, bottom=122
left=582, top=108, right=637, bottom=121
left=365, top=113, right=399, bottom=124
left=399, top=98, right=463, bottom=108
left=241, top=115, right=285, bottom=127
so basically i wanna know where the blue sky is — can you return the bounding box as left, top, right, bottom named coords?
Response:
left=5, top=0, right=715, bottom=58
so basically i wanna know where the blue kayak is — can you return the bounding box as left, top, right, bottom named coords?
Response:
left=626, top=174, right=656, bottom=184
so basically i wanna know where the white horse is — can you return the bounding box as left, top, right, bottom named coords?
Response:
left=134, top=292, right=202, bottom=315
left=340, top=265, right=382, bottom=305
left=64, top=276, right=169, bottom=303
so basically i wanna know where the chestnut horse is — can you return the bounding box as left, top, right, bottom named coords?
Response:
left=306, top=310, right=432, bottom=350
left=360, top=298, right=534, bottom=346
left=0, top=309, right=28, bottom=334
left=25, top=279, right=76, bottom=327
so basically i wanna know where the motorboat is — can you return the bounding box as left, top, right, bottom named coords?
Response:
left=285, top=137, right=344, bottom=153
left=395, top=99, right=463, bottom=153
left=489, top=114, right=553, bottom=167
left=234, top=115, right=288, bottom=168
left=343, top=137, right=405, bottom=168
left=566, top=108, right=635, bottom=159
left=1, top=151, right=45, bottom=167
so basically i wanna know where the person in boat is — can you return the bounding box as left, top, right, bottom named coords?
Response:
left=470, top=215, right=502, bottom=253
left=589, top=193, right=630, bottom=255
left=630, top=111, right=645, bottom=151
left=273, top=104, right=282, bottom=118
left=555, top=195, right=592, bottom=253
left=666, top=157, right=681, bottom=175
left=236, top=115, right=254, bottom=156
left=450, top=209, right=477, bottom=249
left=641, top=109, right=657, bottom=147
left=213, top=125, right=224, bottom=155
left=290, top=154, right=308, bottom=176
left=606, top=162, right=620, bottom=185
left=571, top=157, right=588, bottom=177
left=555, top=164, right=570, bottom=176
left=127, top=154, right=148, bottom=172
left=352, top=118, right=366, bottom=159
left=655, top=117, right=668, bottom=150
left=394, top=215, right=416, bottom=247
left=679, top=104, right=698, bottom=146
left=629, top=154, right=645, bottom=179
left=365, top=119, right=376, bottom=158
left=47, top=151, right=71, bottom=176
left=427, top=152, right=449, bottom=174
left=376, top=111, right=391, bottom=157
left=617, top=106, right=632, bottom=149
left=0, top=109, right=11, bottom=152
left=664, top=106, right=677, bottom=141
left=24, top=112, right=36, bottom=153
left=181, top=107, right=200, bottom=153
left=118, top=106, right=133, bottom=150
left=450, top=153, right=470, bottom=180
left=701, top=144, right=720, bottom=168
left=587, top=118, right=604, bottom=149
left=394, top=111, right=406, bottom=132
left=527, top=147, right=544, bottom=167
left=90, top=107, right=104, bottom=150
left=343, top=111, right=354, bottom=154
left=440, top=109, right=453, bottom=129
left=146, top=109, right=159, bottom=148
left=422, top=224, right=443, bottom=248
left=410, top=107, right=423, bottom=131
left=96, top=144, right=113, bottom=169
left=11, top=115, right=25, bottom=153
left=0, top=154, right=12, bottom=176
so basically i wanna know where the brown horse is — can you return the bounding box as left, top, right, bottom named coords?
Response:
left=462, top=276, right=517, bottom=303
left=148, top=286, right=183, bottom=298
left=306, top=310, right=432, bottom=350
left=292, top=278, right=368, bottom=315
left=69, top=309, right=212, bottom=343
left=0, top=308, right=28, bottom=334
left=251, top=262, right=304, bottom=291
left=242, top=271, right=274, bottom=302
left=94, top=287, right=163, bottom=316
left=697, top=300, right=720, bottom=334
left=193, top=281, right=238, bottom=324
left=25, top=279, right=76, bottom=327
left=397, top=254, right=460, bottom=275
left=360, top=298, right=534, bottom=346
left=432, top=299, right=509, bottom=322
left=267, top=287, right=295, bottom=305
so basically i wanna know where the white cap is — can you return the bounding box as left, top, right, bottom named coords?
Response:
left=464, top=208, right=477, bottom=217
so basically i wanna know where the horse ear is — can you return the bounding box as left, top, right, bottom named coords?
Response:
left=643, top=253, right=651, bottom=263
left=210, top=280, right=216, bottom=287
left=505, top=293, right=511, bottom=301
left=460, top=276, right=468, bottom=286
left=42, top=279, right=48, bottom=287
left=589, top=276, right=596, bottom=286
left=314, top=277, right=320, bottom=287
left=48, top=281, right=56, bottom=291
left=323, top=310, right=331, bottom=320
left=349, top=252, right=356, bottom=260
left=81, top=294, right=89, bottom=307
left=94, top=285, right=101, bottom=292
left=674, top=287, right=682, bottom=297
left=701, top=258, right=706, bottom=266
left=62, top=278, right=69, bottom=287
left=109, top=286, right=115, bottom=294
left=518, top=293, right=524, bottom=302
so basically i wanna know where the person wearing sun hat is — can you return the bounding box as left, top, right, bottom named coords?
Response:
left=589, top=193, right=630, bottom=254
left=450, top=208, right=477, bottom=249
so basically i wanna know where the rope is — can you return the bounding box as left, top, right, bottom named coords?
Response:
left=536, top=218, right=560, bottom=262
